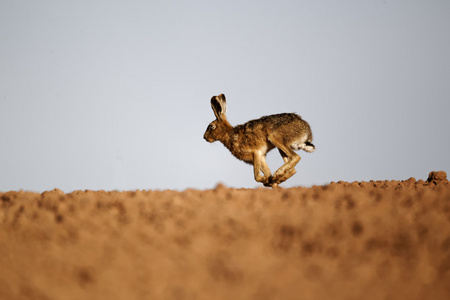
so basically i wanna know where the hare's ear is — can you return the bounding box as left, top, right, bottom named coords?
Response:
left=211, top=94, right=227, bottom=120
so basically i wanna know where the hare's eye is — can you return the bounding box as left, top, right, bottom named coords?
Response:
left=209, top=124, right=216, bottom=130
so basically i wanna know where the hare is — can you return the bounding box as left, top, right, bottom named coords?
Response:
left=204, top=94, right=315, bottom=187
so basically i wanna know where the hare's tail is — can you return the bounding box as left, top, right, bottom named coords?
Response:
left=291, top=140, right=315, bottom=153
left=302, top=141, right=315, bottom=153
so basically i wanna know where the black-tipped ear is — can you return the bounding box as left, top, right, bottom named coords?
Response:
left=211, top=96, right=222, bottom=120
left=211, top=94, right=227, bottom=120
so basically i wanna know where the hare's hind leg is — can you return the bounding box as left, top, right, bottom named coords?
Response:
left=277, top=149, right=297, bottom=181
left=253, top=151, right=272, bottom=185
left=268, top=136, right=301, bottom=185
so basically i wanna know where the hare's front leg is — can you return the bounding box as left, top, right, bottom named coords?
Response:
left=253, top=151, right=272, bottom=185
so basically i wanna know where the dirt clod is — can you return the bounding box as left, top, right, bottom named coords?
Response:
left=427, top=171, right=447, bottom=182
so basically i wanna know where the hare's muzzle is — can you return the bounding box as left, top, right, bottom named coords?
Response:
left=203, top=131, right=214, bottom=143
left=203, top=134, right=212, bottom=143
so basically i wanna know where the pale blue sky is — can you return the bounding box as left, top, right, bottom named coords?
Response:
left=1, top=1, right=449, bottom=192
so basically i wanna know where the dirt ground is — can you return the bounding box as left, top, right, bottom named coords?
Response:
left=1, top=171, right=449, bottom=300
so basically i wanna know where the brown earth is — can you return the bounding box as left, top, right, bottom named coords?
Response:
left=1, top=171, right=450, bottom=300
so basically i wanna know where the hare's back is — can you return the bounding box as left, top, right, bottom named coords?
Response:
left=243, top=112, right=311, bottom=138
left=254, top=113, right=310, bottom=131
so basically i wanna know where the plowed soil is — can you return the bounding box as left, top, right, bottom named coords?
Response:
left=1, top=171, right=450, bottom=300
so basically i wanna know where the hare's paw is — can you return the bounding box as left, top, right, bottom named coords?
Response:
left=273, top=168, right=297, bottom=185
left=255, top=174, right=270, bottom=185
left=263, top=178, right=273, bottom=187
left=261, top=176, right=281, bottom=188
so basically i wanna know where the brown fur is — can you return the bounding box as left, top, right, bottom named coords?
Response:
left=204, top=94, right=314, bottom=187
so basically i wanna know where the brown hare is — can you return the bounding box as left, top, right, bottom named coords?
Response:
left=204, top=94, right=315, bottom=187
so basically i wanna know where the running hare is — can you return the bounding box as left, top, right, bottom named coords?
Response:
left=203, top=94, right=315, bottom=187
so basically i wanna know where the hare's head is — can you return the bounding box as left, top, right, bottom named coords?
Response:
left=204, top=94, right=232, bottom=143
